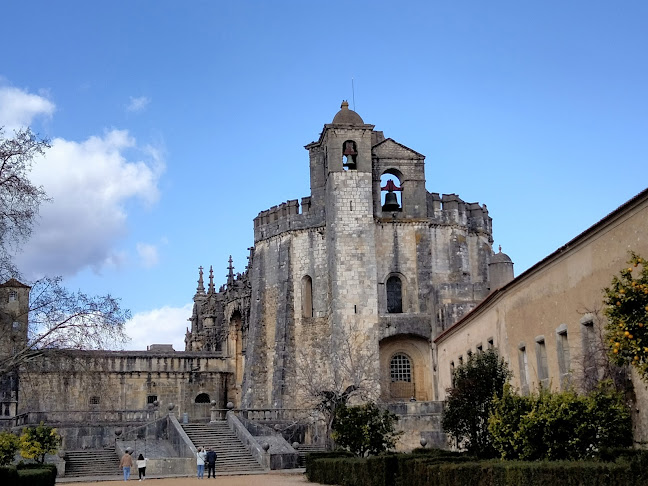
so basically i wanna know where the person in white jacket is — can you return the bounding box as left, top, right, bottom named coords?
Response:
left=196, top=446, right=206, bottom=479
left=137, top=454, right=148, bottom=481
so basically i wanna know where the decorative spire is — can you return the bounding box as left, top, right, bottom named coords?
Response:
left=208, top=265, right=215, bottom=294
left=195, top=266, right=206, bottom=296
left=227, top=255, right=235, bottom=286
left=498, top=245, right=502, bottom=253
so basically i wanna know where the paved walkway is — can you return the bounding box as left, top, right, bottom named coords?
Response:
left=56, top=469, right=327, bottom=485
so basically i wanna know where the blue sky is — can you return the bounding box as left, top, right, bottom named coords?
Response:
left=2, top=1, right=647, bottom=350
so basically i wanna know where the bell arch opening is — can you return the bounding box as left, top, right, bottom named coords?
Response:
left=342, top=140, right=357, bottom=170
left=380, top=171, right=402, bottom=212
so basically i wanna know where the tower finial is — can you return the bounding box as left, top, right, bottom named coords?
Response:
left=208, top=265, right=215, bottom=294
left=196, top=266, right=206, bottom=295
left=498, top=245, right=502, bottom=253
left=227, top=255, right=235, bottom=286
left=341, top=100, right=349, bottom=110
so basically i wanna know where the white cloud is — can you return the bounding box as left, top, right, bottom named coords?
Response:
left=136, top=242, right=159, bottom=268
left=14, top=129, right=165, bottom=277
left=127, top=96, right=150, bottom=113
left=122, top=303, right=193, bottom=351
left=0, top=85, right=55, bottom=132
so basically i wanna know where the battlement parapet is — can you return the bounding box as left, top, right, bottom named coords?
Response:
left=426, top=192, right=492, bottom=235
left=253, top=196, right=324, bottom=242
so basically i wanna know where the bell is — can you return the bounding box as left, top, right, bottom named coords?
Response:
left=382, top=191, right=400, bottom=211
left=343, top=141, right=357, bottom=156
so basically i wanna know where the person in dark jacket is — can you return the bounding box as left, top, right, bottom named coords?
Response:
left=205, top=448, right=217, bottom=478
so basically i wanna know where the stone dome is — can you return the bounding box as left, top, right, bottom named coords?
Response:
left=490, top=247, right=513, bottom=264
left=332, top=100, right=364, bottom=125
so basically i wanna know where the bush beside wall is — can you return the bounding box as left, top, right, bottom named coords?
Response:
left=307, top=451, right=648, bottom=486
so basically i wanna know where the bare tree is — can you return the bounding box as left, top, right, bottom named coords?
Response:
left=0, top=127, right=50, bottom=281
left=1, top=276, right=130, bottom=375
left=293, top=324, right=380, bottom=449
left=575, top=307, right=629, bottom=394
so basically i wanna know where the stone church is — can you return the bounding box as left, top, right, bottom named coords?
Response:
left=184, top=101, right=513, bottom=409
left=4, top=101, right=645, bottom=461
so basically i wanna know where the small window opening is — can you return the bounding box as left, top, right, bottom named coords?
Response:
left=342, top=140, right=357, bottom=170
left=8, top=291, right=16, bottom=302
left=301, top=275, right=313, bottom=318
left=147, top=395, right=158, bottom=404
left=195, top=393, right=210, bottom=404
left=487, top=338, right=494, bottom=349
left=89, top=396, right=100, bottom=405
left=386, top=276, right=403, bottom=313
left=476, top=344, right=483, bottom=354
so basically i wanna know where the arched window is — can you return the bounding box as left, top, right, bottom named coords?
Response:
left=301, top=275, right=313, bottom=318
left=8, top=291, right=16, bottom=302
left=386, top=276, right=403, bottom=313
left=390, top=354, right=412, bottom=383
left=390, top=353, right=414, bottom=399
left=195, top=393, right=210, bottom=404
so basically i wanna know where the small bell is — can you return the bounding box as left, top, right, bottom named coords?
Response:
left=382, top=191, right=400, bottom=211
left=343, top=141, right=357, bottom=156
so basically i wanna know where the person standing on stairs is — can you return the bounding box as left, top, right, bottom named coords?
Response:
left=137, top=454, right=148, bottom=480
left=205, top=447, right=217, bottom=478
left=197, top=447, right=206, bottom=479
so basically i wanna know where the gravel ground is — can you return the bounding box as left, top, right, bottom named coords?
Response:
left=58, top=471, right=327, bottom=485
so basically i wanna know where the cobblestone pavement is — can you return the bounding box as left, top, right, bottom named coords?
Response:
left=57, top=470, right=327, bottom=485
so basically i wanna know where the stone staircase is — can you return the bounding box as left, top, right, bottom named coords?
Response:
left=64, top=447, right=120, bottom=477
left=295, top=443, right=327, bottom=467
left=182, top=421, right=266, bottom=473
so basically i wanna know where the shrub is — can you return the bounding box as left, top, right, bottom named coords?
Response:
left=0, top=431, right=19, bottom=466
left=19, top=423, right=60, bottom=464
left=489, top=381, right=632, bottom=460
left=441, top=348, right=511, bottom=458
left=16, top=465, right=57, bottom=486
left=332, top=402, right=402, bottom=457
left=0, top=465, right=19, bottom=484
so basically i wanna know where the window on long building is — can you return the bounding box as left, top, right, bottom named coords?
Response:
left=535, top=337, right=549, bottom=387
left=556, top=325, right=571, bottom=389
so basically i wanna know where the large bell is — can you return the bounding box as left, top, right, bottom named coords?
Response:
left=382, top=191, right=400, bottom=211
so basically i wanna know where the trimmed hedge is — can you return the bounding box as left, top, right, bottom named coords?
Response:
left=16, top=463, right=57, bottom=486
left=306, top=449, right=648, bottom=486
left=0, top=466, right=19, bottom=485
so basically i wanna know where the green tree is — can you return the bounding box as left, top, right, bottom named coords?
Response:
left=489, top=381, right=631, bottom=460
left=19, top=422, right=61, bottom=463
left=441, top=348, right=511, bottom=458
left=331, top=402, right=402, bottom=457
left=0, top=430, right=19, bottom=465
left=603, top=252, right=648, bottom=379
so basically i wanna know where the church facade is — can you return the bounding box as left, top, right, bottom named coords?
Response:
left=185, top=101, right=512, bottom=409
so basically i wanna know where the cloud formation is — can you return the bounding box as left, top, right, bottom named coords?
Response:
left=0, top=85, right=55, bottom=132
left=0, top=83, right=165, bottom=278
left=15, top=130, right=164, bottom=277
left=122, top=303, right=193, bottom=351
left=127, top=96, right=151, bottom=113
